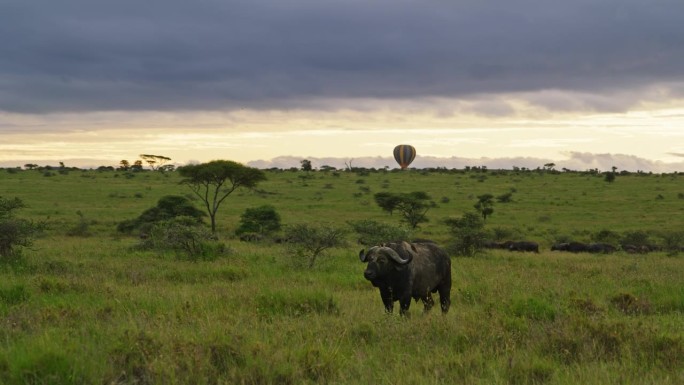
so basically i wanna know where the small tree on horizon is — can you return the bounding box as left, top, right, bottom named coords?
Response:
left=178, top=160, right=266, bottom=233
left=140, top=154, right=171, bottom=171
left=300, top=159, right=313, bottom=172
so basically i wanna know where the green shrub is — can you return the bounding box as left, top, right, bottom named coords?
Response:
left=0, top=197, right=45, bottom=259
left=284, top=223, right=347, bottom=268
left=235, top=205, right=281, bottom=237
left=445, top=212, right=487, bottom=257
left=620, top=230, right=652, bottom=249
left=659, top=230, right=684, bottom=256
left=592, top=229, right=622, bottom=245
left=347, top=219, right=411, bottom=246
left=140, top=217, right=227, bottom=261
left=117, top=195, right=205, bottom=234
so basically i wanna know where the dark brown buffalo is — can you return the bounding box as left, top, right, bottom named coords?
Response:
left=508, top=241, right=539, bottom=253
left=551, top=242, right=588, bottom=253
left=587, top=243, right=617, bottom=253
left=359, top=241, right=452, bottom=316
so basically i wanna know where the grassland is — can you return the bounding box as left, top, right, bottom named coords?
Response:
left=0, top=167, right=683, bottom=384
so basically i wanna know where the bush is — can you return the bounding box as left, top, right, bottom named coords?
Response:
left=139, top=217, right=227, bottom=261
left=117, top=195, right=205, bottom=234
left=284, top=224, right=347, bottom=268
left=0, top=197, right=44, bottom=259
left=235, top=205, right=281, bottom=237
left=659, top=230, right=684, bottom=256
left=347, top=219, right=412, bottom=246
left=620, top=230, right=652, bottom=249
left=445, top=212, right=487, bottom=257
left=496, top=192, right=514, bottom=203
left=592, top=229, right=621, bottom=245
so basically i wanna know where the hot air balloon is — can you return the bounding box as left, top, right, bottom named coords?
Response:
left=393, top=144, right=416, bottom=169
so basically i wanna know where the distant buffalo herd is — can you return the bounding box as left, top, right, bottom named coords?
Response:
left=484, top=240, right=661, bottom=254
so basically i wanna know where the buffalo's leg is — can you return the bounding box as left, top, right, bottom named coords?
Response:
left=438, top=284, right=451, bottom=314
left=380, top=287, right=394, bottom=314
left=399, top=295, right=412, bottom=317
left=422, top=294, right=435, bottom=313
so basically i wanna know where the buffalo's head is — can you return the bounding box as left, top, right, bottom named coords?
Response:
left=359, top=241, right=414, bottom=282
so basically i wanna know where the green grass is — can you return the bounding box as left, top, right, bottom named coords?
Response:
left=0, top=167, right=683, bottom=384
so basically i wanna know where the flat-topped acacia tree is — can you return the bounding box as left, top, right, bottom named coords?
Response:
left=178, top=160, right=266, bottom=233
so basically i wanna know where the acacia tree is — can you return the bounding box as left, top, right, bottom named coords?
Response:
left=374, top=191, right=432, bottom=229
left=474, top=193, right=494, bottom=221
left=140, top=154, right=171, bottom=171
left=178, top=160, right=266, bottom=233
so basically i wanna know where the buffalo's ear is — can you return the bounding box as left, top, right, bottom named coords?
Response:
left=359, top=249, right=367, bottom=262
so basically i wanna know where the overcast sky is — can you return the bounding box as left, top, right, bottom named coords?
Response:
left=1, top=0, right=684, bottom=171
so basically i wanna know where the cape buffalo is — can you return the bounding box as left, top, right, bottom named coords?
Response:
left=508, top=241, right=539, bottom=253
left=551, top=242, right=588, bottom=253
left=359, top=241, right=452, bottom=316
left=587, top=243, right=616, bottom=253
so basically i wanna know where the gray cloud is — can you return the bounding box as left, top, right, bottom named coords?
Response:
left=1, top=0, right=683, bottom=114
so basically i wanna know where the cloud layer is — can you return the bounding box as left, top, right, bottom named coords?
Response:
left=2, top=0, right=683, bottom=114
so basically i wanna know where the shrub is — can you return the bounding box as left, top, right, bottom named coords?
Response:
left=140, top=217, right=227, bottom=261
left=496, top=192, right=514, bottom=203
left=235, top=205, right=281, bottom=237
left=347, top=219, right=412, bottom=246
left=117, top=195, right=205, bottom=234
left=592, top=229, right=621, bottom=245
left=284, top=223, right=347, bottom=268
left=0, top=197, right=45, bottom=259
left=620, top=230, right=652, bottom=249
left=659, top=230, right=684, bottom=256
left=445, top=212, right=487, bottom=257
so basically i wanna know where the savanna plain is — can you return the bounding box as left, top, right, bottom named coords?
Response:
left=0, top=166, right=683, bottom=384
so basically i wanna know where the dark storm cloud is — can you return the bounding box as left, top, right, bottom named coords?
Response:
left=1, top=0, right=683, bottom=113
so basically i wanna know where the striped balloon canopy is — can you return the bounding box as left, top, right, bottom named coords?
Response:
left=393, top=144, right=416, bottom=169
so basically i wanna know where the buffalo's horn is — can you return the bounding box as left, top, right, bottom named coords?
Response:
left=379, top=246, right=413, bottom=265
left=359, top=249, right=372, bottom=262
